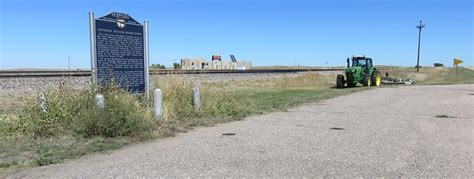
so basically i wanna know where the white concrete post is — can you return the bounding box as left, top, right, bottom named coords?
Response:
left=154, top=89, right=162, bottom=119
left=193, top=87, right=201, bottom=112
left=95, top=94, right=105, bottom=110
left=38, top=92, right=47, bottom=113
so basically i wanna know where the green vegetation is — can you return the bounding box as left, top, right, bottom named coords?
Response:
left=1, top=85, right=154, bottom=174
left=10, top=85, right=154, bottom=138
left=151, top=63, right=166, bottom=69
left=173, top=63, right=182, bottom=69
left=237, top=88, right=364, bottom=114
left=433, top=63, right=444, bottom=67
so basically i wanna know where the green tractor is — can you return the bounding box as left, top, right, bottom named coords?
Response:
left=336, top=56, right=382, bottom=88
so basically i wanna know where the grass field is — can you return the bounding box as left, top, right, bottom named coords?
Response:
left=1, top=66, right=473, bottom=175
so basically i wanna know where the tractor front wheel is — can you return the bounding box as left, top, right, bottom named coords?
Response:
left=362, top=74, right=371, bottom=87
left=371, top=71, right=382, bottom=86
left=336, top=74, right=345, bottom=88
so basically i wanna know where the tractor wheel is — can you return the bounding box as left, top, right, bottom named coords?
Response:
left=371, top=71, right=382, bottom=86
left=336, top=74, right=345, bottom=88
left=362, top=74, right=371, bottom=87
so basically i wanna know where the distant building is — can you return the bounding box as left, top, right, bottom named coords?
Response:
left=180, top=58, right=209, bottom=70
left=181, top=57, right=252, bottom=70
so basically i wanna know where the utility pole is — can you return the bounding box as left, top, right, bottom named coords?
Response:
left=67, top=56, right=71, bottom=70
left=416, top=21, right=425, bottom=72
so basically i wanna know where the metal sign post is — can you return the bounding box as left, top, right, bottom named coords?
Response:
left=453, top=58, right=464, bottom=78
left=144, top=21, right=150, bottom=107
left=88, top=12, right=97, bottom=84
left=456, top=64, right=458, bottom=77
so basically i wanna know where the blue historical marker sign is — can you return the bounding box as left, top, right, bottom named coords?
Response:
left=95, top=12, right=145, bottom=93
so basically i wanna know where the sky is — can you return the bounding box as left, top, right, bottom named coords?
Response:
left=0, top=0, right=472, bottom=69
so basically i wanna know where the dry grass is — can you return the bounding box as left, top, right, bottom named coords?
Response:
left=153, top=75, right=195, bottom=121
left=384, top=67, right=473, bottom=84
left=149, top=75, right=244, bottom=138
left=0, top=91, right=36, bottom=115
left=206, top=73, right=336, bottom=92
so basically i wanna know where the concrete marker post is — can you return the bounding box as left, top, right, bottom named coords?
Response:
left=38, top=92, right=47, bottom=113
left=193, top=87, right=201, bottom=112
left=154, top=89, right=162, bottom=119
left=95, top=94, right=105, bottom=110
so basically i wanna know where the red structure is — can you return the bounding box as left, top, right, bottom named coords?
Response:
left=211, top=55, right=222, bottom=61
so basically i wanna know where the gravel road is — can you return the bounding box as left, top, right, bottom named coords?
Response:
left=8, top=84, right=474, bottom=178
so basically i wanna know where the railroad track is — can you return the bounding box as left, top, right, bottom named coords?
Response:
left=0, top=70, right=91, bottom=78
left=0, top=68, right=345, bottom=78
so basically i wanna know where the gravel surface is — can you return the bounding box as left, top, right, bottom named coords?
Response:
left=0, top=72, right=338, bottom=91
left=0, top=77, right=89, bottom=91
left=0, top=77, right=90, bottom=114
left=7, top=84, right=474, bottom=178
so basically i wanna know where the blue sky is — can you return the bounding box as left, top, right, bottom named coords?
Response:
left=0, top=0, right=472, bottom=69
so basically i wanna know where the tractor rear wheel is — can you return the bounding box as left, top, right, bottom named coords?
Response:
left=371, top=71, right=382, bottom=86
left=362, top=74, right=371, bottom=87
left=336, top=74, right=345, bottom=88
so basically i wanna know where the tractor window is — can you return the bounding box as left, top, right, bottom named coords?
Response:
left=352, top=59, right=367, bottom=67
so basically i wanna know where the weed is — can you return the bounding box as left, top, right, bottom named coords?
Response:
left=6, top=84, right=155, bottom=138
left=0, top=160, right=19, bottom=168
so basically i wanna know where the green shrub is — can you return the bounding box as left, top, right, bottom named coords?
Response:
left=151, top=63, right=166, bottom=69
left=201, top=87, right=241, bottom=117
left=434, top=63, right=444, bottom=67
left=72, top=86, right=154, bottom=138
left=15, top=86, right=81, bottom=136
left=12, top=84, right=154, bottom=138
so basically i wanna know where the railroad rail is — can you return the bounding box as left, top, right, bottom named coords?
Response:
left=0, top=68, right=345, bottom=78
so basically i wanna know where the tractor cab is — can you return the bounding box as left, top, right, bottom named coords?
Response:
left=347, top=56, right=373, bottom=69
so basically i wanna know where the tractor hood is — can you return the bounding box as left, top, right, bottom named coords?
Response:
left=346, top=66, right=362, bottom=73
